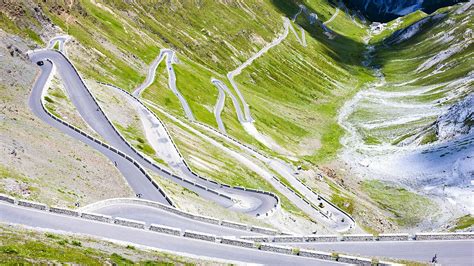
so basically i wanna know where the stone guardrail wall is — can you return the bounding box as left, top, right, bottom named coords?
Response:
left=97, top=81, right=280, bottom=218
left=32, top=56, right=174, bottom=207
left=377, top=233, right=410, bottom=241
left=259, top=243, right=293, bottom=254
left=341, top=234, right=374, bottom=242
left=194, top=120, right=356, bottom=227
left=241, top=231, right=474, bottom=243
left=184, top=230, right=217, bottom=242
left=17, top=199, right=47, bottom=211
left=415, top=232, right=474, bottom=240
left=220, top=237, right=255, bottom=248
left=81, top=212, right=113, bottom=223
left=149, top=224, right=182, bottom=236
left=78, top=197, right=281, bottom=235
left=50, top=206, right=80, bottom=217
left=114, top=217, right=146, bottom=229
left=0, top=193, right=447, bottom=265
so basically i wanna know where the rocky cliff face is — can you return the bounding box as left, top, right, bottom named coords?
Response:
left=344, top=0, right=467, bottom=22
left=436, top=93, right=474, bottom=141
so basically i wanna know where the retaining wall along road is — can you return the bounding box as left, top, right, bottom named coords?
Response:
left=305, top=235, right=339, bottom=242
left=184, top=230, right=217, bottom=242
left=220, top=237, right=255, bottom=248
left=377, top=233, right=410, bottom=241
left=17, top=200, right=47, bottom=211
left=341, top=234, right=374, bottom=241
left=49, top=206, right=79, bottom=217
left=338, top=254, right=372, bottom=265
left=0, top=193, right=462, bottom=265
left=81, top=212, right=113, bottom=223
left=149, top=224, right=182, bottom=236
left=415, top=232, right=474, bottom=240
left=0, top=194, right=15, bottom=204
left=298, top=249, right=333, bottom=260
left=259, top=244, right=293, bottom=254
left=114, top=217, right=146, bottom=229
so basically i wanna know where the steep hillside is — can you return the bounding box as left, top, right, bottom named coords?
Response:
left=0, top=0, right=472, bottom=235
left=339, top=1, right=473, bottom=228
left=343, top=0, right=468, bottom=22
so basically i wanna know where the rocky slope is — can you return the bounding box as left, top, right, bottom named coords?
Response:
left=344, top=0, right=468, bottom=21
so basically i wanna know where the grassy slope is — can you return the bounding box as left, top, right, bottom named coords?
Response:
left=0, top=3, right=43, bottom=45
left=354, top=4, right=473, bottom=145
left=450, top=215, right=474, bottom=231
left=361, top=180, right=436, bottom=226
left=0, top=224, right=214, bottom=265
left=21, top=0, right=372, bottom=165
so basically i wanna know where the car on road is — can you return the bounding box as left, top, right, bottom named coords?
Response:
left=36, top=61, right=44, bottom=66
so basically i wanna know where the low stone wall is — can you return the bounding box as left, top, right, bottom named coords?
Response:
left=220, top=237, right=255, bottom=248
left=415, top=232, right=474, bottom=240
left=149, top=224, right=182, bottom=236
left=17, top=199, right=47, bottom=211
left=241, top=236, right=272, bottom=242
left=259, top=244, right=293, bottom=254
left=341, top=234, right=374, bottom=241
left=338, top=254, right=372, bottom=265
left=272, top=236, right=305, bottom=243
left=221, top=220, right=248, bottom=231
left=304, top=235, right=338, bottom=242
left=298, top=249, right=333, bottom=260
left=184, top=230, right=216, bottom=242
left=377, top=233, right=410, bottom=241
left=0, top=194, right=15, bottom=204
left=49, top=206, right=79, bottom=217
left=250, top=225, right=279, bottom=235
left=114, top=217, right=146, bottom=229
left=191, top=215, right=220, bottom=225
left=81, top=212, right=113, bottom=223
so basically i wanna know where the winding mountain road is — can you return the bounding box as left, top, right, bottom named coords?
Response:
left=324, top=8, right=340, bottom=25
left=29, top=48, right=278, bottom=216
left=6, top=20, right=470, bottom=265
left=0, top=202, right=339, bottom=265
left=132, top=49, right=195, bottom=121
left=28, top=54, right=170, bottom=204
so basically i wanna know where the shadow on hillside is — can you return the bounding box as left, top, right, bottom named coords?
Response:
left=270, top=0, right=367, bottom=69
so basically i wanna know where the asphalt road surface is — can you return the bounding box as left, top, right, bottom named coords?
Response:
left=293, top=240, right=474, bottom=265
left=0, top=202, right=340, bottom=265
left=29, top=50, right=278, bottom=216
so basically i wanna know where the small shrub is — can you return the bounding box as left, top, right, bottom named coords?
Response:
left=45, top=233, right=60, bottom=239
left=126, top=245, right=135, bottom=250
left=57, top=239, right=69, bottom=246
left=44, top=96, right=54, bottom=103
left=110, top=253, right=133, bottom=264
left=1, top=246, right=19, bottom=254
left=71, top=240, right=82, bottom=247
